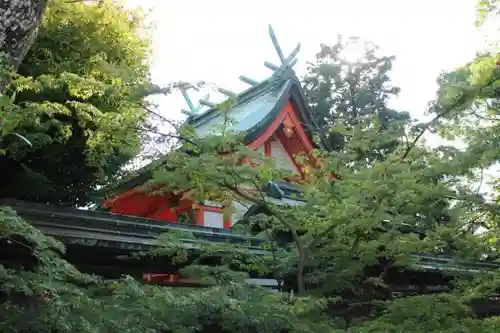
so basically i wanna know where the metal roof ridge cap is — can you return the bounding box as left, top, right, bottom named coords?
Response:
left=189, top=76, right=288, bottom=126
left=187, top=78, right=273, bottom=124
left=98, top=79, right=296, bottom=194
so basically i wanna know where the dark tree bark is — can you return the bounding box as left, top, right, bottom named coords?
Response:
left=0, top=0, right=47, bottom=72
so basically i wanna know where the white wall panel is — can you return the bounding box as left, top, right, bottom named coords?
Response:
left=270, top=140, right=298, bottom=174
left=203, top=211, right=224, bottom=228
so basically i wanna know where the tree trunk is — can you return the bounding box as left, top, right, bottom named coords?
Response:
left=0, top=0, right=47, bottom=75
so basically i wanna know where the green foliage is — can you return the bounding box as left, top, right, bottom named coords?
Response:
left=476, top=0, right=500, bottom=26
left=134, top=35, right=500, bottom=332
left=0, top=0, right=157, bottom=206
left=0, top=206, right=339, bottom=333
left=2, top=1, right=500, bottom=332
left=138, top=100, right=496, bottom=329
left=302, top=37, right=410, bottom=164
left=356, top=294, right=488, bottom=332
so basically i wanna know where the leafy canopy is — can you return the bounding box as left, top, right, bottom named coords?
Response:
left=302, top=37, right=410, bottom=164
left=0, top=0, right=157, bottom=206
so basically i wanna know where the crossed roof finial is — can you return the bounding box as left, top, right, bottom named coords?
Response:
left=239, top=24, right=301, bottom=87
left=181, top=24, right=301, bottom=117
left=268, top=24, right=301, bottom=66
left=180, top=87, right=202, bottom=117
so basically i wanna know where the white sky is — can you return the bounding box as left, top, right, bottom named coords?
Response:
left=126, top=0, right=487, bottom=123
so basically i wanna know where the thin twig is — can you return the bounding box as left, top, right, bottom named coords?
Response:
left=401, top=76, right=499, bottom=160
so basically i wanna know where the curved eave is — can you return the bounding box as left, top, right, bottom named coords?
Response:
left=241, top=80, right=292, bottom=145
left=242, top=78, right=326, bottom=150
left=288, top=79, right=331, bottom=151
left=107, top=171, right=153, bottom=199
left=98, top=74, right=327, bottom=201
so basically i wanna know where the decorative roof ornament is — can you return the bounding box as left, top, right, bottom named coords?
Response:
left=217, top=87, right=237, bottom=98
left=268, top=24, right=301, bottom=68
left=239, top=76, right=260, bottom=86
left=199, top=92, right=216, bottom=108
left=180, top=87, right=201, bottom=117
left=264, top=58, right=298, bottom=71
left=239, top=24, right=301, bottom=86
left=182, top=24, right=302, bottom=118
left=181, top=86, right=237, bottom=117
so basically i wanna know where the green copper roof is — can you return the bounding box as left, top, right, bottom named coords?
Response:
left=182, top=64, right=328, bottom=147
left=191, top=79, right=291, bottom=138
left=96, top=23, right=330, bottom=197
left=97, top=71, right=328, bottom=197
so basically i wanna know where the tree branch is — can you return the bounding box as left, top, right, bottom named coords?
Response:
left=219, top=180, right=307, bottom=294
left=142, top=104, right=182, bottom=133
left=401, top=77, right=499, bottom=160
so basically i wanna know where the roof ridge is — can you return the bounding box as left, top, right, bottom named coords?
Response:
left=95, top=26, right=310, bottom=197
left=181, top=24, right=301, bottom=120
left=188, top=71, right=295, bottom=126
